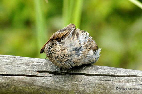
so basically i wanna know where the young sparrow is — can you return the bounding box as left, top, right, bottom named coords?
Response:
left=40, top=24, right=101, bottom=69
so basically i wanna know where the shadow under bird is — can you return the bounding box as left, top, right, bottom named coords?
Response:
left=40, top=24, right=101, bottom=69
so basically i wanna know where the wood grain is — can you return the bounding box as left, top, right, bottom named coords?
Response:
left=0, top=55, right=142, bottom=94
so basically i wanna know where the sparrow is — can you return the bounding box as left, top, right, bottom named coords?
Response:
left=40, top=24, right=101, bottom=69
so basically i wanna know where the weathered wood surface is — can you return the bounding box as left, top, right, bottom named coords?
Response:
left=0, top=55, right=142, bottom=94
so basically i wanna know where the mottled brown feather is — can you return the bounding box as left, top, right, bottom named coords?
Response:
left=40, top=23, right=101, bottom=69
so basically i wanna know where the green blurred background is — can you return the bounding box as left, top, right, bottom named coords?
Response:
left=0, top=0, right=142, bottom=70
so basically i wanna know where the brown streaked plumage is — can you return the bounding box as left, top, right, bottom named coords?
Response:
left=40, top=24, right=101, bottom=69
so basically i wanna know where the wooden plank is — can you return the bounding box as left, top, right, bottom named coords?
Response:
left=0, top=55, right=142, bottom=94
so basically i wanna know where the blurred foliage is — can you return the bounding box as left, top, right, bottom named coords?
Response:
left=0, top=0, right=142, bottom=70
left=63, top=0, right=83, bottom=27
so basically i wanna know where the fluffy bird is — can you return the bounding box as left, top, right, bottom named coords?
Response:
left=40, top=24, right=101, bottom=69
